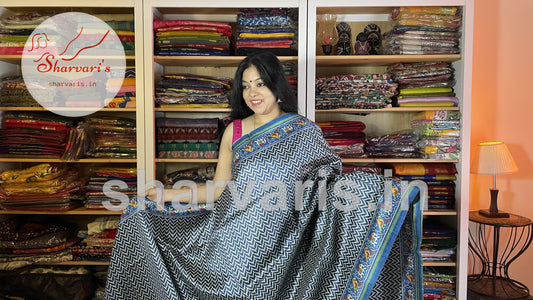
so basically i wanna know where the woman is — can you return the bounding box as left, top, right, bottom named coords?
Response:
left=106, top=52, right=423, bottom=299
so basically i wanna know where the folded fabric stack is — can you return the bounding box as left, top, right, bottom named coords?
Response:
left=163, top=166, right=216, bottom=188
left=0, top=112, right=74, bottom=158
left=0, top=12, right=52, bottom=55
left=383, top=6, right=462, bottom=55
left=0, top=163, right=85, bottom=212
left=155, top=74, right=231, bottom=108
left=156, top=117, right=220, bottom=159
left=105, top=67, right=136, bottom=108
left=236, top=8, right=297, bottom=56
left=411, top=110, right=461, bottom=160
left=0, top=217, right=78, bottom=271
left=84, top=117, right=136, bottom=159
left=70, top=216, right=119, bottom=262
left=420, top=221, right=457, bottom=263
left=391, top=163, right=457, bottom=210
left=84, top=167, right=137, bottom=210
left=342, top=165, right=383, bottom=175
left=315, top=74, right=397, bottom=109
left=282, top=61, right=298, bottom=93
left=317, top=121, right=366, bottom=158
left=388, top=61, right=458, bottom=107
left=0, top=75, right=39, bottom=107
left=153, top=19, right=231, bottom=56
left=95, top=13, right=136, bottom=56
left=365, top=132, right=420, bottom=158
left=423, top=266, right=456, bottom=300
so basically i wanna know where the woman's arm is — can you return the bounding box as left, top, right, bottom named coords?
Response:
left=146, top=122, right=234, bottom=205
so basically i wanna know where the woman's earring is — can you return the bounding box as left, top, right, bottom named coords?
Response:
left=277, top=98, right=282, bottom=103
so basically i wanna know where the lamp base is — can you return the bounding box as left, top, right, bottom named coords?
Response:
left=479, top=209, right=509, bottom=218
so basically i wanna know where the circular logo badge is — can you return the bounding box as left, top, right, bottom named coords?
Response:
left=21, top=12, right=126, bottom=117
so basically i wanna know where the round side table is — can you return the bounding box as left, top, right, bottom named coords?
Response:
left=468, top=211, right=533, bottom=299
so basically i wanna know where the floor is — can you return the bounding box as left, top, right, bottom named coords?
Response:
left=467, top=290, right=533, bottom=299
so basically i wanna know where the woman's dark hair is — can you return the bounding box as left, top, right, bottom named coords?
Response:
left=230, top=51, right=298, bottom=120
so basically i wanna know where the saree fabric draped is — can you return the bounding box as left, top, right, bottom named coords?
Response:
left=105, top=113, right=422, bottom=299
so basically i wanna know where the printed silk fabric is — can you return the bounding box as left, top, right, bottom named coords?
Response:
left=105, top=113, right=423, bottom=299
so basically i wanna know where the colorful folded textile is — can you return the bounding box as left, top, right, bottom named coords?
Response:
left=315, top=74, right=397, bottom=109
left=156, top=118, right=220, bottom=158
left=155, top=73, right=231, bottom=107
left=0, top=113, right=73, bottom=158
left=383, top=7, right=462, bottom=55
left=154, top=19, right=231, bottom=56
left=365, top=133, right=421, bottom=158
left=236, top=8, right=298, bottom=56
left=392, top=163, right=457, bottom=175
left=84, top=117, right=137, bottom=159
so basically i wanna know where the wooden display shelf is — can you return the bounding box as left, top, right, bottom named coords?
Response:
left=38, top=261, right=110, bottom=266
left=315, top=54, right=461, bottom=67
left=0, top=207, right=122, bottom=215
left=0, top=107, right=136, bottom=112
left=155, top=158, right=219, bottom=163
left=0, top=55, right=136, bottom=64
left=422, top=261, right=456, bottom=267
left=424, top=209, right=457, bottom=216
left=0, top=157, right=137, bottom=163
left=341, top=158, right=459, bottom=163
left=154, top=55, right=298, bottom=67
left=154, top=107, right=231, bottom=113
left=316, top=107, right=460, bottom=114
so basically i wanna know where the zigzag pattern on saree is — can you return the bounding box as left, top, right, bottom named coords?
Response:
left=106, top=114, right=418, bottom=299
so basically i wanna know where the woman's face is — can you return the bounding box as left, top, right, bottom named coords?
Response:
left=241, top=65, right=280, bottom=117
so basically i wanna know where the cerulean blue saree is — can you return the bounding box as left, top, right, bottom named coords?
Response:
left=105, top=113, right=423, bottom=299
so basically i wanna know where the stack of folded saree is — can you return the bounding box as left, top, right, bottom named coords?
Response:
left=391, top=163, right=457, bottom=210
left=105, top=67, right=136, bottom=108
left=0, top=12, right=52, bottom=55
left=84, top=167, right=137, bottom=210
left=317, top=121, right=366, bottom=158
left=0, top=75, right=39, bottom=107
left=0, top=112, right=74, bottom=158
left=0, top=164, right=85, bottom=212
left=383, top=6, right=462, bottom=55
left=153, top=19, right=232, bottom=56
left=0, top=217, right=78, bottom=271
left=282, top=61, right=298, bottom=92
left=163, top=165, right=216, bottom=188
left=70, top=216, right=120, bottom=262
left=156, top=117, right=220, bottom=159
left=95, top=13, right=135, bottom=56
left=411, top=110, right=461, bottom=160
left=155, top=73, right=231, bottom=108
left=388, top=61, right=459, bottom=107
left=342, top=165, right=382, bottom=175
left=365, top=132, right=421, bottom=158
left=423, top=266, right=456, bottom=299
left=236, top=8, right=297, bottom=56
left=420, top=221, right=457, bottom=263
left=315, top=73, right=397, bottom=109
left=84, top=117, right=136, bottom=159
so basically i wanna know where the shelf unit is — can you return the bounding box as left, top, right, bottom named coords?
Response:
left=0, top=0, right=473, bottom=298
left=143, top=0, right=307, bottom=182
left=307, top=1, right=473, bottom=299
left=0, top=0, right=144, bottom=275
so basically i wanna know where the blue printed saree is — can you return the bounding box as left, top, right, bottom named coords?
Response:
left=105, top=113, right=422, bottom=299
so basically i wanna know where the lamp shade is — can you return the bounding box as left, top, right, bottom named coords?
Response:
left=471, top=142, right=518, bottom=175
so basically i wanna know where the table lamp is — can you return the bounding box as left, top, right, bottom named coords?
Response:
left=471, top=142, right=518, bottom=218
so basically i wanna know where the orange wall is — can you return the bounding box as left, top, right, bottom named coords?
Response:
left=472, top=0, right=533, bottom=290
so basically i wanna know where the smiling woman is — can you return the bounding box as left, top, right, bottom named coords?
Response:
left=107, top=52, right=424, bottom=299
